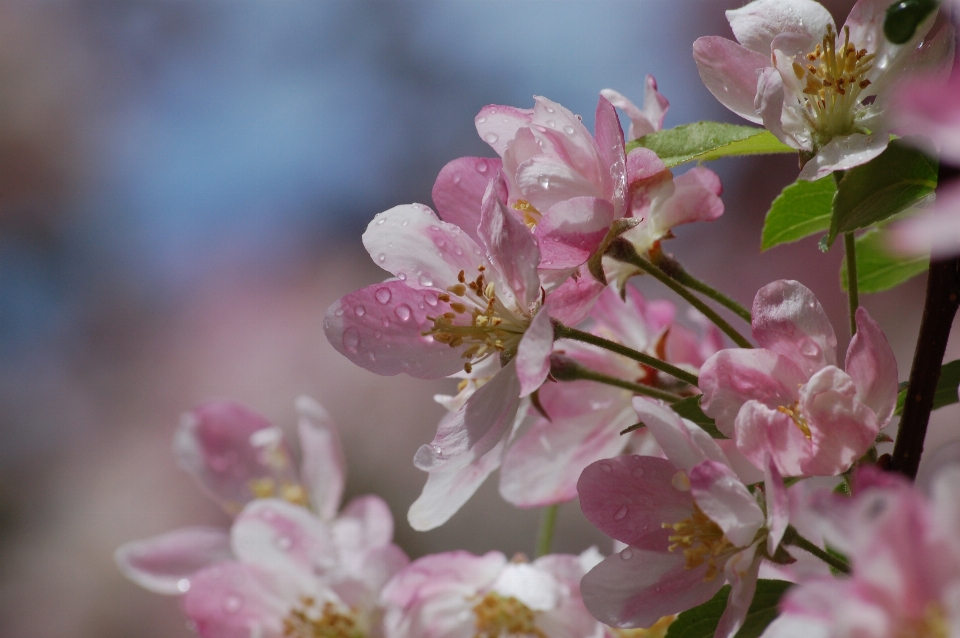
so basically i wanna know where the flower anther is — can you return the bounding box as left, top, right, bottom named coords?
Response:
left=472, top=592, right=545, bottom=638
left=897, top=602, right=949, bottom=638
left=775, top=401, right=813, bottom=440
left=611, top=615, right=677, bottom=638
left=663, top=503, right=735, bottom=581
left=282, top=597, right=364, bottom=638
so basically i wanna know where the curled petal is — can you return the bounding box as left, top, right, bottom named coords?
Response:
left=478, top=175, right=541, bottom=308
left=515, top=155, right=602, bottom=212
left=845, top=307, right=899, bottom=428
left=601, top=74, right=670, bottom=141
left=797, top=132, right=889, bottom=180
left=715, top=547, right=762, bottom=638
left=752, top=279, right=837, bottom=376
left=475, top=104, right=533, bottom=155
left=693, top=37, right=769, bottom=124
left=532, top=96, right=604, bottom=189
left=516, top=310, right=554, bottom=398
left=632, top=398, right=730, bottom=472
left=536, top=197, right=616, bottom=270
left=115, top=527, right=232, bottom=595
left=651, top=167, right=725, bottom=231
left=295, top=396, right=345, bottom=521
left=688, top=460, right=765, bottom=547
left=541, top=267, right=605, bottom=326
left=735, top=400, right=811, bottom=478
left=594, top=95, right=627, bottom=209
left=431, top=156, right=503, bottom=244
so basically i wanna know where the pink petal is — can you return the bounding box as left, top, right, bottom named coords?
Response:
left=333, top=495, right=395, bottom=553
left=892, top=75, right=960, bottom=165
left=734, top=400, right=811, bottom=477
left=541, top=267, right=605, bottom=326
left=173, top=401, right=299, bottom=512
left=633, top=398, right=731, bottom=472
left=475, top=104, right=533, bottom=155
left=756, top=66, right=789, bottom=145
left=626, top=147, right=668, bottom=186
left=531, top=96, right=604, bottom=189
left=715, top=548, right=762, bottom=638
left=845, top=307, right=899, bottom=428
left=799, top=366, right=879, bottom=476
left=381, top=550, right=505, bottom=609
left=501, top=127, right=543, bottom=196
left=688, top=460, right=765, bottom=547
left=699, top=348, right=807, bottom=437
left=752, top=279, right=837, bottom=376
left=431, top=156, right=503, bottom=245
left=846, top=0, right=935, bottom=81
left=726, top=0, right=832, bottom=54
left=593, top=95, right=627, bottom=209
left=580, top=548, right=723, bottom=629
left=891, top=181, right=960, bottom=258
left=516, top=310, right=554, bottom=398
left=115, top=527, right=233, bottom=595
left=295, top=397, right=345, bottom=521
left=536, top=197, right=616, bottom=270
left=362, top=204, right=488, bottom=291
left=478, top=175, right=541, bottom=308
left=693, top=37, right=769, bottom=124
left=182, top=561, right=290, bottom=638
left=651, top=167, right=725, bottom=230
left=641, top=75, right=670, bottom=133
left=716, top=439, right=765, bottom=485
left=602, top=75, right=669, bottom=141
left=515, top=154, right=602, bottom=212
left=765, top=456, right=789, bottom=554
left=578, top=455, right=694, bottom=550
left=499, top=381, right=633, bottom=507
left=323, top=281, right=466, bottom=379
left=340, top=543, right=409, bottom=609
left=590, top=285, right=671, bottom=352
left=797, top=132, right=889, bottom=180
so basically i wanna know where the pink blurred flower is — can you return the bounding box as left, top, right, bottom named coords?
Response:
left=601, top=75, right=670, bottom=142
left=115, top=398, right=408, bottom=638
left=699, top=280, right=898, bottom=477
left=381, top=549, right=605, bottom=638
left=694, top=0, right=951, bottom=180
left=762, top=465, right=960, bottom=638
left=578, top=399, right=785, bottom=638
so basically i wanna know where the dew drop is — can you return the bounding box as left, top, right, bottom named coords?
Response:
left=354, top=305, right=366, bottom=317
left=177, top=579, right=190, bottom=593
left=381, top=317, right=390, bottom=327
left=276, top=536, right=292, bottom=551
left=397, top=272, right=407, bottom=281
left=619, top=548, right=634, bottom=560
left=632, top=467, right=645, bottom=478
left=476, top=159, right=488, bottom=173
left=418, top=274, right=434, bottom=287
left=334, top=308, right=344, bottom=317
left=374, top=331, right=382, bottom=339
left=600, top=462, right=612, bottom=473
left=800, top=340, right=820, bottom=357
left=537, top=175, right=550, bottom=189
left=401, top=220, right=409, bottom=227
left=375, top=288, right=392, bottom=304
left=453, top=173, right=462, bottom=184
left=563, top=125, right=575, bottom=134
left=614, top=506, right=628, bottom=521
left=546, top=106, right=555, bottom=113
left=376, top=217, right=386, bottom=225
left=224, top=595, right=243, bottom=613
left=546, top=119, right=556, bottom=128
left=484, top=132, right=499, bottom=144
left=395, top=304, right=412, bottom=321
left=424, top=292, right=439, bottom=307
left=368, top=351, right=377, bottom=362
left=477, top=116, right=487, bottom=123
left=343, top=328, right=360, bottom=353
left=377, top=253, right=386, bottom=263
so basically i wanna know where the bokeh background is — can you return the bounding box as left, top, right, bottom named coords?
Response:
left=1, top=1, right=953, bottom=636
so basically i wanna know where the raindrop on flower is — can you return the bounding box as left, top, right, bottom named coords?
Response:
left=614, top=506, right=628, bottom=521
left=377, top=253, right=386, bottom=263
left=537, top=175, right=550, bottom=189
left=476, top=159, right=488, bottom=173
left=619, top=548, right=633, bottom=560
left=343, top=328, right=360, bottom=353
left=177, top=579, right=190, bottom=593
left=563, top=125, right=575, bottom=134
left=476, top=116, right=487, bottom=124
left=452, top=173, right=461, bottom=184
left=395, top=304, right=412, bottom=321
left=800, top=340, right=820, bottom=357
left=354, top=305, right=366, bottom=317
left=375, top=288, right=392, bottom=304
left=484, top=133, right=499, bottom=144
left=600, top=462, right=612, bottom=473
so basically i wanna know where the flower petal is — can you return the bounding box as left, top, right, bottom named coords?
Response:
left=764, top=456, right=789, bottom=554
left=601, top=74, right=669, bottom=141
left=798, top=132, right=889, bottom=180
left=515, top=155, right=602, bottom=212
left=323, top=281, right=466, bottom=379
left=891, top=181, right=960, bottom=258
left=693, top=37, right=769, bottom=124
left=593, top=95, right=627, bottom=209
left=516, top=310, right=554, bottom=398
left=182, top=562, right=289, bottom=638
left=752, top=279, right=837, bottom=376
left=431, top=156, right=503, bottom=245
left=541, top=267, right=605, bottom=326
left=115, top=527, right=232, bottom=595
left=726, top=0, right=832, bottom=54
left=633, top=398, right=731, bottom=471
left=715, top=547, right=762, bottom=638
left=295, top=396, right=345, bottom=521
left=650, top=166, right=725, bottom=231
left=845, top=307, right=899, bottom=428
left=536, top=197, right=616, bottom=270
left=475, top=104, right=533, bottom=155
left=531, top=96, right=604, bottom=189
left=478, top=175, right=541, bottom=308
left=734, top=400, right=811, bottom=478
left=689, top=460, right=765, bottom=547
left=699, top=348, right=807, bottom=437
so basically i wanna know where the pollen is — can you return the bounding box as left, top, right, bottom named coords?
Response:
left=777, top=401, right=812, bottom=440
left=282, top=597, right=364, bottom=638
left=611, top=615, right=677, bottom=638
left=472, top=592, right=545, bottom=638
left=663, top=503, right=734, bottom=581
left=513, top=199, right=543, bottom=229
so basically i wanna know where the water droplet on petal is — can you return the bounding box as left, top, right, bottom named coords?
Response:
left=377, top=253, right=386, bottom=263
left=563, top=125, right=575, bottom=135
left=600, top=463, right=612, bottom=473
left=418, top=274, right=434, bottom=287
left=335, top=308, right=344, bottom=317
left=354, top=305, right=366, bottom=317
left=477, top=116, right=487, bottom=123
left=546, top=119, right=556, bottom=128
left=376, top=218, right=386, bottom=225
left=632, top=467, right=645, bottom=478
left=424, top=292, right=439, bottom=307
left=224, top=595, right=243, bottom=613
left=546, top=106, right=555, bottom=113
left=476, top=159, right=488, bottom=173
left=614, top=506, right=628, bottom=521
left=375, top=288, right=392, bottom=304
left=276, top=536, right=292, bottom=551
left=177, top=579, right=190, bottom=593
left=397, top=272, right=407, bottom=281
left=343, top=328, right=360, bottom=353
left=619, top=548, right=633, bottom=560
left=537, top=175, right=550, bottom=189
left=800, top=340, right=820, bottom=357
left=395, top=304, right=412, bottom=321
left=453, top=173, right=461, bottom=184
left=381, top=317, right=390, bottom=327
left=484, top=132, right=499, bottom=144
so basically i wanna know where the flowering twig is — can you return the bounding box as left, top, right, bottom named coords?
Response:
left=656, top=254, right=752, bottom=323
left=781, top=526, right=850, bottom=574
left=535, top=504, right=559, bottom=558
left=552, top=324, right=698, bottom=388
left=608, top=239, right=754, bottom=348
left=548, top=352, right=686, bottom=402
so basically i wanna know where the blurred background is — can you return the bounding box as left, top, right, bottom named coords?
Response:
left=1, top=1, right=952, bottom=636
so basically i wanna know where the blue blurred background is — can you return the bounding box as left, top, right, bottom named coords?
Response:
left=3, top=1, right=943, bottom=636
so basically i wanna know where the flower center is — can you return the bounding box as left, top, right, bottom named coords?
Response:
left=472, top=592, right=545, bottom=638
left=663, top=503, right=734, bottom=581
left=898, top=603, right=950, bottom=638
left=777, top=402, right=812, bottom=440
left=248, top=477, right=309, bottom=506
left=790, top=24, right=875, bottom=146
left=423, top=265, right=531, bottom=373
left=283, top=598, right=364, bottom=638
left=513, top=199, right=542, bottom=229
left=611, top=615, right=677, bottom=638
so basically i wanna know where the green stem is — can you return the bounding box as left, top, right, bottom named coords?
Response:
left=553, top=323, right=699, bottom=387
left=535, top=504, right=559, bottom=558
left=782, top=526, right=850, bottom=574
left=609, top=240, right=754, bottom=349
left=844, top=231, right=859, bottom=337
left=553, top=358, right=685, bottom=402
left=657, top=256, right=752, bottom=323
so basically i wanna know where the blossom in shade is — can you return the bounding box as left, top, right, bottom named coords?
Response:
left=693, top=0, right=951, bottom=180
left=699, top=280, right=898, bottom=478
left=115, top=397, right=408, bottom=638
left=381, top=549, right=606, bottom=638
left=760, top=465, right=960, bottom=638
left=578, top=399, right=784, bottom=638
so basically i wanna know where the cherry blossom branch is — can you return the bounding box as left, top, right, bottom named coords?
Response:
left=608, top=239, right=754, bottom=349
left=781, top=526, right=850, bottom=574
left=891, top=255, right=960, bottom=479
left=844, top=232, right=860, bottom=336
left=535, top=504, right=559, bottom=558
left=656, top=254, right=752, bottom=323
left=551, top=326, right=699, bottom=389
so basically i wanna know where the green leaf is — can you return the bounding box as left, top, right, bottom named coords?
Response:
left=761, top=177, right=836, bottom=251
left=894, top=360, right=960, bottom=416
left=826, top=139, right=937, bottom=246
left=627, top=121, right=794, bottom=168
left=840, top=229, right=929, bottom=294
left=665, top=580, right=792, bottom=638
left=670, top=395, right=727, bottom=439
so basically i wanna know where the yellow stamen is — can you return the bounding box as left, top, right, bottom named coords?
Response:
left=777, top=402, right=812, bottom=440
left=663, top=503, right=734, bottom=581
left=472, top=592, right=545, bottom=638
left=283, top=597, right=364, bottom=638
left=611, top=616, right=677, bottom=638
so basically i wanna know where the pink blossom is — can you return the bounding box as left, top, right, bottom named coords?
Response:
left=601, top=75, right=670, bottom=141
left=115, top=397, right=408, bottom=638
left=762, top=465, right=960, bottom=638
left=699, top=280, right=898, bottom=477
left=578, top=399, right=785, bottom=638
left=381, top=549, right=605, bottom=638
left=694, top=0, right=952, bottom=180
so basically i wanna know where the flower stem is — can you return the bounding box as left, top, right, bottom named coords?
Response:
left=535, top=504, right=559, bottom=557
left=552, top=324, right=699, bottom=388
left=844, top=231, right=859, bottom=337
left=782, top=526, right=850, bottom=574
left=549, top=353, right=686, bottom=402
left=608, top=239, right=753, bottom=349
left=657, top=255, right=752, bottom=323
